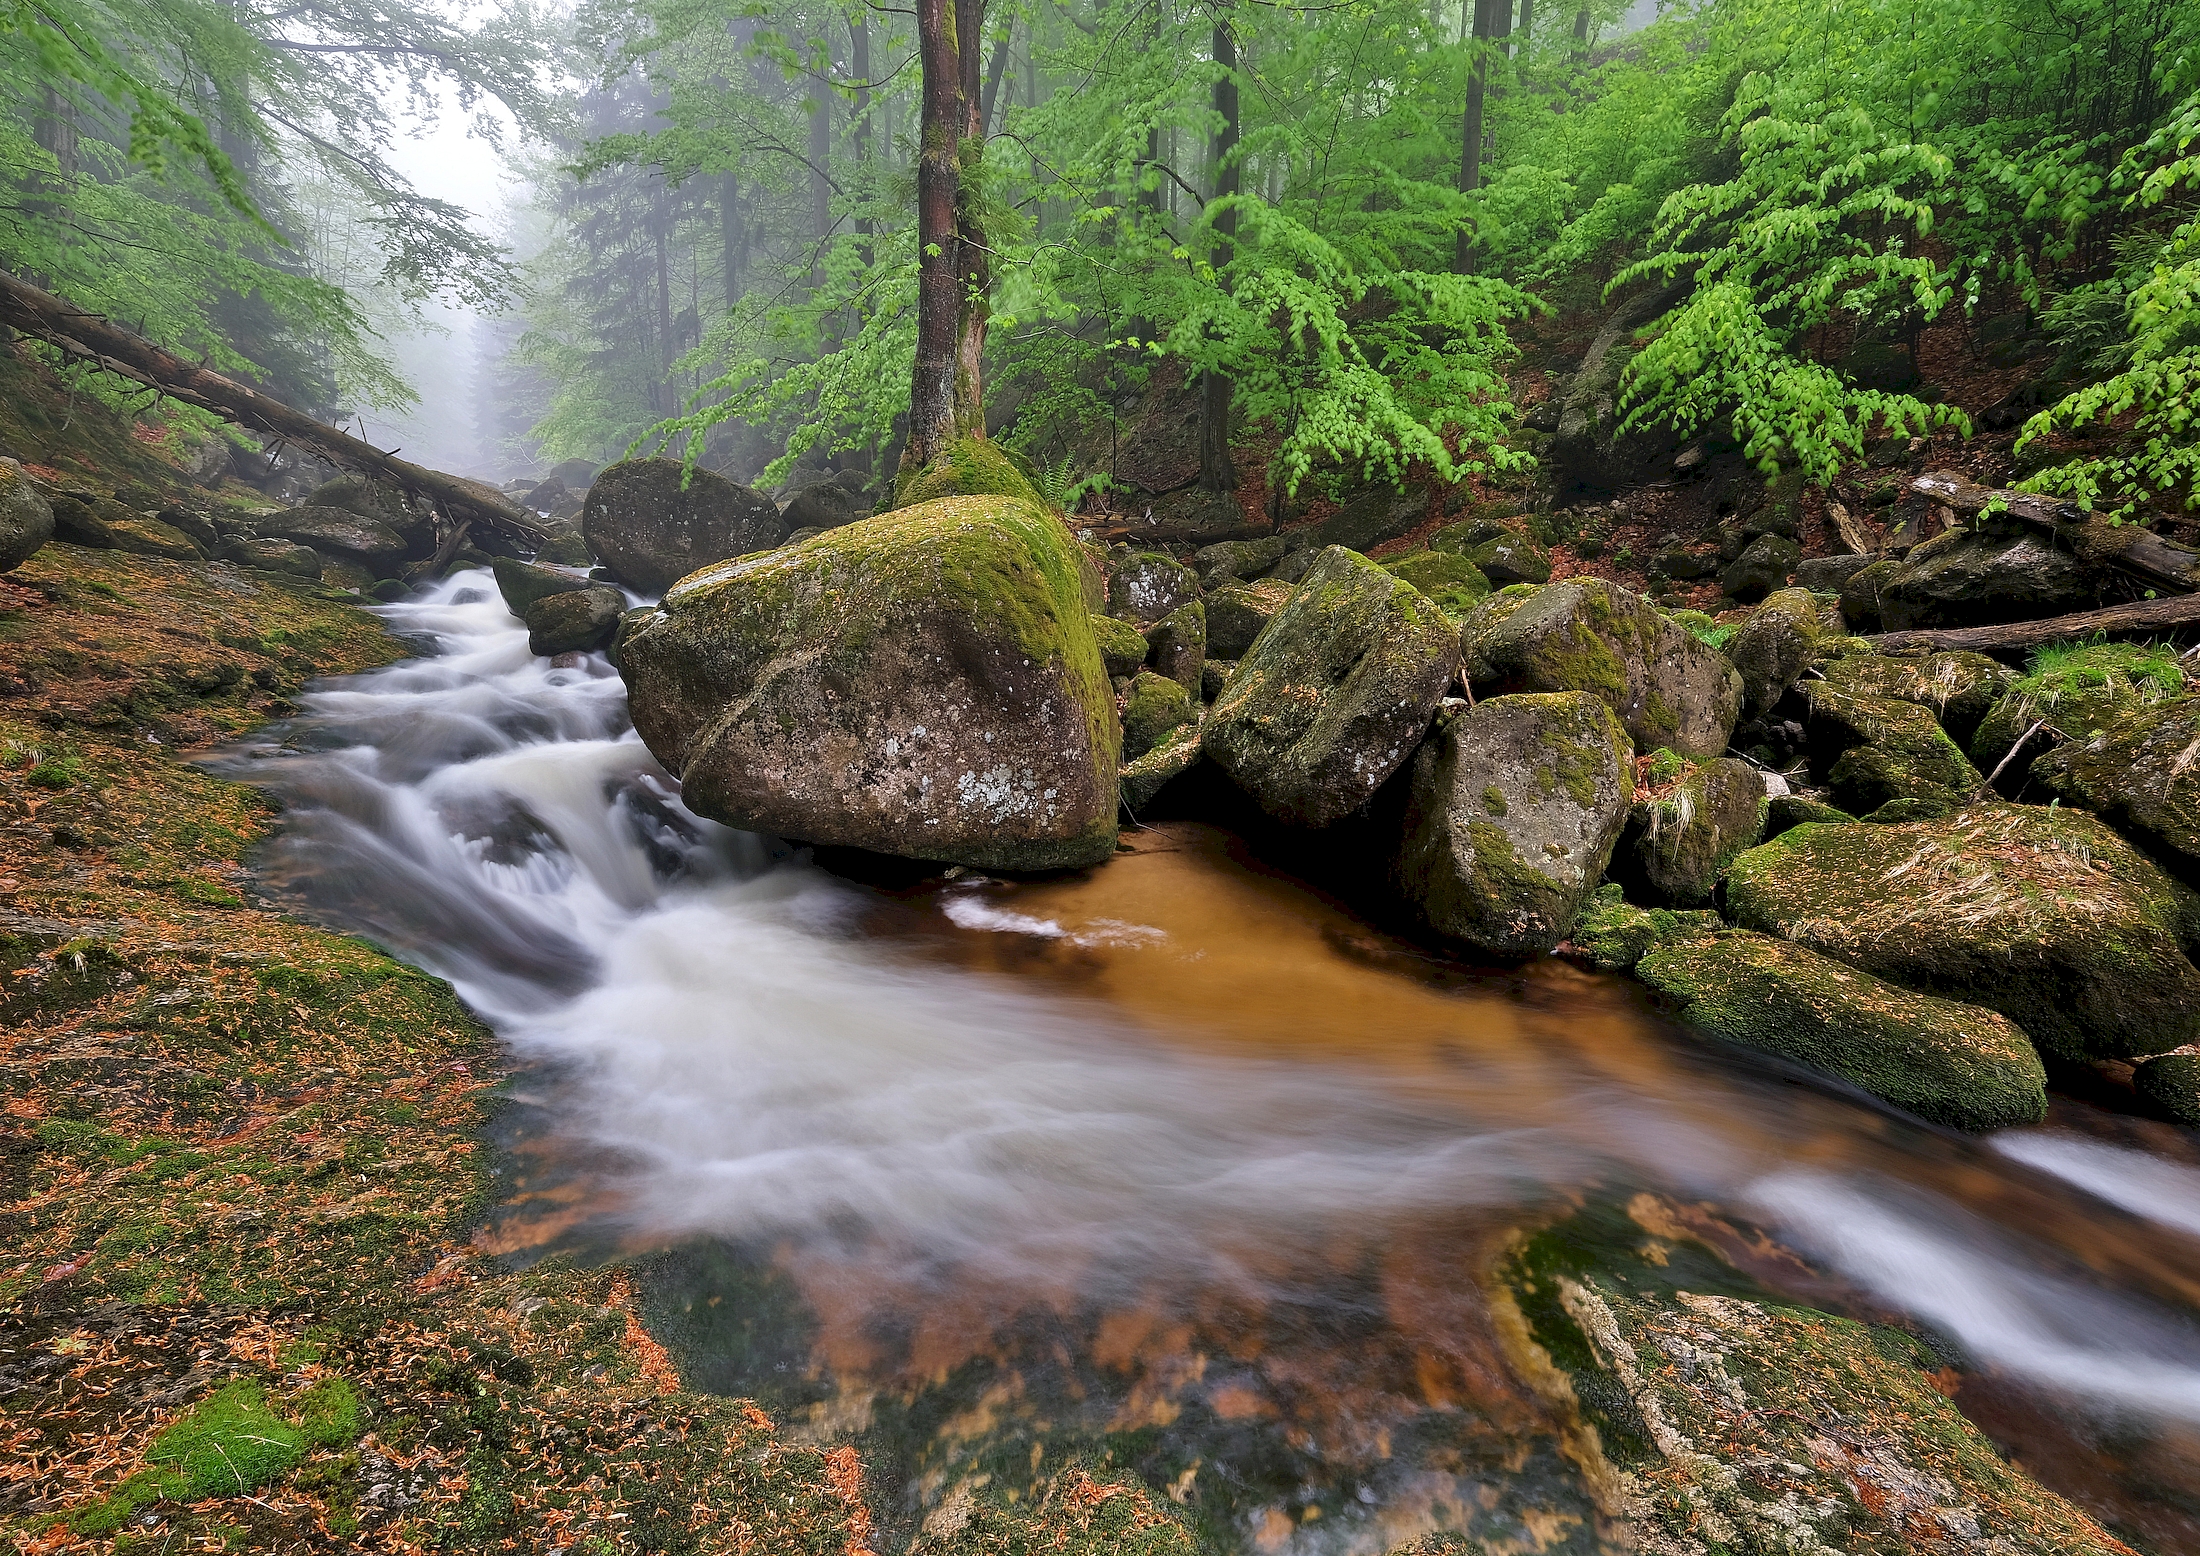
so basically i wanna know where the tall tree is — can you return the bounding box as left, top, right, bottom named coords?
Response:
left=1198, top=5, right=1240, bottom=493
left=904, top=0, right=986, bottom=470
left=1456, top=0, right=1495, bottom=270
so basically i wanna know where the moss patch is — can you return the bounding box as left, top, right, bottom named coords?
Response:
left=892, top=435, right=1046, bottom=510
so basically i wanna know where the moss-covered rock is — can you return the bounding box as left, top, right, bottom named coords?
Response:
left=0, top=456, right=54, bottom=570
left=1718, top=531, right=1800, bottom=602
left=1820, top=648, right=2015, bottom=750
left=1724, top=586, right=1819, bottom=716
left=1612, top=756, right=1768, bottom=907
left=1971, top=639, right=2187, bottom=777
left=1432, top=518, right=1552, bottom=585
left=582, top=457, right=786, bottom=594
left=1856, top=526, right=2115, bottom=632
left=1121, top=669, right=1194, bottom=760
left=108, top=512, right=204, bottom=561
left=1725, top=804, right=2200, bottom=1061
left=523, top=585, right=624, bottom=656
left=2034, top=693, right=2200, bottom=875
left=1801, top=682, right=1983, bottom=814
left=1397, top=691, right=1634, bottom=956
left=1090, top=611, right=1150, bottom=678
left=1106, top=550, right=1200, bottom=623
left=1205, top=546, right=1459, bottom=827
left=1567, top=882, right=1720, bottom=969
left=1765, top=792, right=1855, bottom=837
left=1119, top=719, right=1203, bottom=811
left=1461, top=577, right=1743, bottom=760
left=1638, top=930, right=2047, bottom=1128
left=1193, top=534, right=1288, bottom=587
left=1499, top=1215, right=2133, bottom=1556
left=224, top=536, right=323, bottom=578
left=2134, top=1051, right=2200, bottom=1125
left=254, top=506, right=405, bottom=568
left=1383, top=548, right=1491, bottom=615
left=620, top=495, right=1120, bottom=871
left=492, top=555, right=592, bottom=618
left=891, top=434, right=1046, bottom=510
left=1144, top=599, right=1205, bottom=692
left=1205, top=577, right=1293, bottom=658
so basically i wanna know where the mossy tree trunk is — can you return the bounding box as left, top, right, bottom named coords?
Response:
left=905, top=0, right=991, bottom=477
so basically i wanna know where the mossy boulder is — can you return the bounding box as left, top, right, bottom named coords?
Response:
left=303, top=472, right=423, bottom=537
left=1723, top=586, right=1819, bottom=715
left=108, top=513, right=203, bottom=561
left=1461, top=578, right=1743, bottom=760
left=1638, top=930, right=2047, bottom=1128
left=1500, top=1217, right=2134, bottom=1556
left=0, top=457, right=54, bottom=570
left=1568, top=883, right=1720, bottom=969
left=1205, top=577, right=1293, bottom=658
left=1383, top=549, right=1491, bottom=615
left=620, top=495, right=1120, bottom=871
left=1396, top=691, right=1634, bottom=956
left=1611, top=756, right=1768, bottom=907
left=223, top=537, right=323, bottom=578
left=1433, top=517, right=1551, bottom=585
left=1193, top=534, right=1288, bottom=587
left=1725, top=804, right=2200, bottom=1061
left=1855, top=526, right=2114, bottom=632
left=582, top=457, right=786, bottom=594
left=1820, top=648, right=2015, bottom=750
left=1765, top=792, right=1854, bottom=837
left=492, top=555, right=592, bottom=618
left=524, top=585, right=624, bottom=656
left=890, top=435, right=1044, bottom=510
left=1107, top=550, right=1199, bottom=623
left=1121, top=669, right=1194, bottom=760
left=2035, top=693, right=2200, bottom=875
left=1205, top=546, right=1459, bottom=827
left=255, top=505, right=406, bottom=567
left=1090, top=612, right=1150, bottom=678
left=1120, top=719, right=1203, bottom=811
left=1970, top=639, right=2186, bottom=777
left=1801, top=683, right=1982, bottom=814
left=2134, top=1052, right=2200, bottom=1125
left=1717, top=532, right=1800, bottom=602
left=1144, top=600, right=1205, bottom=692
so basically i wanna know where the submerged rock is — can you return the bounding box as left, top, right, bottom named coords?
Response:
left=1205, top=546, right=1459, bottom=827
left=524, top=585, right=624, bottom=656
left=1638, top=929, right=2047, bottom=1128
left=1801, top=683, right=1983, bottom=815
left=1501, top=1217, right=2133, bottom=1556
left=1725, top=804, right=2200, bottom=1062
left=1723, top=586, right=1818, bottom=716
left=1462, top=577, right=1743, bottom=760
left=620, top=495, right=1119, bottom=872
left=583, top=458, right=785, bottom=594
left=1612, top=756, right=1768, bottom=907
left=1396, top=691, right=1634, bottom=956
left=0, top=459, right=54, bottom=570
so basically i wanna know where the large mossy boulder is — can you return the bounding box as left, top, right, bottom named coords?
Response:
left=108, top=513, right=203, bottom=560
left=1461, top=578, right=1743, bottom=760
left=223, top=537, right=322, bottom=578
left=1723, top=587, right=1818, bottom=716
left=620, top=495, right=1119, bottom=872
left=1432, top=519, right=1551, bottom=586
left=1396, top=691, right=1634, bottom=956
left=1844, top=526, right=2112, bottom=632
left=1800, top=683, right=1983, bottom=815
left=890, top=435, right=1043, bottom=510
left=1205, top=546, right=1459, bottom=827
left=582, top=458, right=785, bottom=594
left=2035, top=693, right=2200, bottom=875
left=1500, top=1218, right=2134, bottom=1556
left=1725, top=804, right=2200, bottom=1061
left=255, top=506, right=407, bottom=567
left=1638, top=929, right=2047, bottom=1128
left=1819, top=648, right=2015, bottom=751
left=0, top=459, right=54, bottom=571
left=302, top=473, right=422, bottom=537
left=1383, top=549, right=1491, bottom=615
left=1120, top=669, right=1193, bottom=760
left=1205, top=578, right=1293, bottom=658
left=1970, top=639, right=2185, bottom=777
left=1611, top=756, right=1767, bottom=907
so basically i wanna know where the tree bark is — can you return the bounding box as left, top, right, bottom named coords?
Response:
left=981, top=18, right=1014, bottom=135
left=1198, top=10, right=1240, bottom=495
left=1909, top=470, right=2200, bottom=595
left=1456, top=0, right=1495, bottom=271
left=720, top=174, right=744, bottom=311
left=809, top=86, right=832, bottom=276
left=1869, top=593, right=2200, bottom=656
left=0, top=269, right=543, bottom=547
left=850, top=14, right=874, bottom=262
left=1516, top=0, right=1533, bottom=53
left=1571, top=5, right=1589, bottom=54
left=904, top=0, right=969, bottom=472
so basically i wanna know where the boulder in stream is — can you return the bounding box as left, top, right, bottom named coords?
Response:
left=1204, top=546, right=1459, bottom=826
left=524, top=585, right=624, bottom=656
left=1396, top=691, right=1634, bottom=956
left=493, top=556, right=592, bottom=618
left=1725, top=804, right=2200, bottom=1062
left=1611, top=756, right=1768, bottom=907
left=619, top=495, right=1120, bottom=872
left=583, top=458, right=786, bottom=594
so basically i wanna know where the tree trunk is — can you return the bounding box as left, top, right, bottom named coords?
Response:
left=809, top=87, right=832, bottom=276
left=851, top=14, right=875, bottom=261
left=721, top=175, right=744, bottom=311
left=1198, top=10, right=1240, bottom=495
left=1456, top=0, right=1495, bottom=271
left=1870, top=593, right=2200, bottom=656
left=1516, top=0, right=1533, bottom=53
left=1909, top=470, right=2200, bottom=595
left=653, top=192, right=675, bottom=414
left=904, top=0, right=975, bottom=473
left=0, top=270, right=542, bottom=547
left=981, top=18, right=1014, bottom=135
left=34, top=85, right=78, bottom=180
left=1571, top=5, right=1589, bottom=53
left=952, top=0, right=991, bottom=439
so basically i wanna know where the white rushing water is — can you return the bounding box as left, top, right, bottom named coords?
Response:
left=227, top=572, right=2200, bottom=1438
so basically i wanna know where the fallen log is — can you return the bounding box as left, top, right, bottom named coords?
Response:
left=0, top=269, right=545, bottom=551
left=1910, top=470, right=2200, bottom=596
left=1869, top=592, right=2200, bottom=655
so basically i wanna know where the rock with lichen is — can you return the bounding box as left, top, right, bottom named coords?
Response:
left=524, top=585, right=624, bottom=656
left=1205, top=578, right=1293, bottom=658
left=1396, top=691, right=1634, bottom=956
left=1107, top=551, right=1200, bottom=624
left=619, top=495, right=1120, bottom=871
left=1460, top=578, right=1742, bottom=760
left=1383, top=549, right=1492, bottom=615
left=1801, top=683, right=1982, bottom=815
left=1611, top=756, right=1768, bottom=907
left=1638, top=929, right=2047, bottom=1128
left=0, top=458, right=54, bottom=571
left=1205, top=546, right=1459, bottom=827
left=1725, top=803, right=2200, bottom=1062
left=582, top=458, right=786, bottom=594
left=1723, top=587, right=1819, bottom=716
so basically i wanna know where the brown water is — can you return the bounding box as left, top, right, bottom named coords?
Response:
left=222, top=575, right=2200, bottom=1554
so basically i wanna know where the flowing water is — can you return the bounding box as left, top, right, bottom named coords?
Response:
left=213, top=571, right=2200, bottom=1552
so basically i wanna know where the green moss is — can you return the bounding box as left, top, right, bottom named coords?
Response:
left=70, top=1382, right=308, bottom=1534
left=1384, top=549, right=1492, bottom=615
left=1090, top=612, right=1150, bottom=677
left=891, top=436, right=1046, bottom=510
left=1120, top=670, right=1193, bottom=760
left=1481, top=785, right=1508, bottom=816
left=1568, top=884, right=1720, bottom=969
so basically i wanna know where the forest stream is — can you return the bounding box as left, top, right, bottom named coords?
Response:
left=207, top=572, right=2200, bottom=1553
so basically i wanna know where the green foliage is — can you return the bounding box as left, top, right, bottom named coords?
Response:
left=2015, top=638, right=2189, bottom=707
